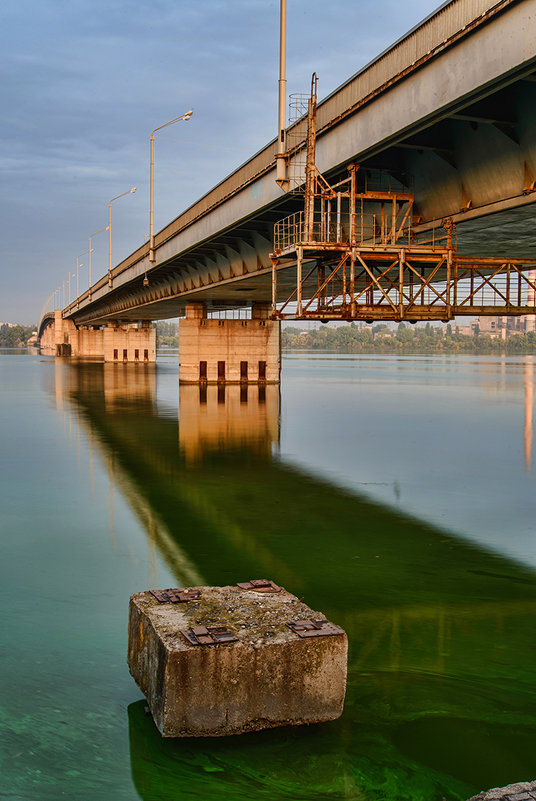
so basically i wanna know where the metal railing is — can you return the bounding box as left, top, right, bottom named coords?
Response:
left=273, top=209, right=455, bottom=252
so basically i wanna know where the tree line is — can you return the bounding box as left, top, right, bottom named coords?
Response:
left=282, top=322, right=536, bottom=354
left=0, top=324, right=36, bottom=348
left=5, top=320, right=535, bottom=354
left=156, top=320, right=179, bottom=347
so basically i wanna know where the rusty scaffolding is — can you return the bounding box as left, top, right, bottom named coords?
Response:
left=271, top=76, right=536, bottom=323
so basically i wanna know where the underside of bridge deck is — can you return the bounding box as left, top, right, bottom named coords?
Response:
left=63, top=60, right=536, bottom=327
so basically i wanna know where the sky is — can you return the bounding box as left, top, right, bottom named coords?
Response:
left=1, top=0, right=440, bottom=324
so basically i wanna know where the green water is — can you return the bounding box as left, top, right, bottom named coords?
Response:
left=2, top=350, right=536, bottom=800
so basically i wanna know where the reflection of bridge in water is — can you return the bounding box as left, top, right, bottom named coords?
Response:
left=46, top=360, right=536, bottom=796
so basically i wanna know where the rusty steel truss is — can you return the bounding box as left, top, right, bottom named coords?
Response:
left=271, top=75, right=536, bottom=323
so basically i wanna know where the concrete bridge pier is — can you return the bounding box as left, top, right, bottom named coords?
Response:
left=54, top=310, right=76, bottom=356
left=102, top=321, right=156, bottom=363
left=45, top=312, right=156, bottom=362
left=179, top=302, right=281, bottom=384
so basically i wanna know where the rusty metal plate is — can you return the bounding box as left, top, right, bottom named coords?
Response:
left=150, top=588, right=201, bottom=603
left=179, top=625, right=239, bottom=646
left=236, top=579, right=282, bottom=593
left=287, top=619, right=344, bottom=638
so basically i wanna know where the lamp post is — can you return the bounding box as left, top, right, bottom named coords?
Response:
left=76, top=250, right=90, bottom=305
left=88, top=226, right=108, bottom=299
left=149, top=110, right=193, bottom=266
left=68, top=271, right=76, bottom=306
left=108, top=188, right=136, bottom=287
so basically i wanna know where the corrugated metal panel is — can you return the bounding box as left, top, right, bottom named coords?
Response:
left=113, top=0, right=508, bottom=279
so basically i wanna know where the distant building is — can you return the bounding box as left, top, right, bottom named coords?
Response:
left=455, top=324, right=473, bottom=337
left=476, top=315, right=535, bottom=338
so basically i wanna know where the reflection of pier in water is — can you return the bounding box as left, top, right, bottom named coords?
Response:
left=525, top=360, right=533, bottom=472
left=473, top=356, right=535, bottom=473
left=179, top=384, right=280, bottom=463
left=47, top=361, right=536, bottom=796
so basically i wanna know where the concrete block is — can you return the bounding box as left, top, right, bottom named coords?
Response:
left=128, top=583, right=347, bottom=737
left=466, top=781, right=536, bottom=801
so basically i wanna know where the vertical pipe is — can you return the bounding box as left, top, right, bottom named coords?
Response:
left=350, top=248, right=355, bottom=309
left=149, top=134, right=155, bottom=263
left=336, top=192, right=341, bottom=242
left=342, top=256, right=347, bottom=309
left=349, top=166, right=355, bottom=244
left=296, top=246, right=303, bottom=316
left=399, top=250, right=404, bottom=320
left=453, top=256, right=457, bottom=312
left=275, top=0, right=288, bottom=189
left=446, top=249, right=452, bottom=319
left=278, top=0, right=286, bottom=157
left=108, top=201, right=112, bottom=287
left=304, top=75, right=317, bottom=241
left=271, top=256, right=278, bottom=316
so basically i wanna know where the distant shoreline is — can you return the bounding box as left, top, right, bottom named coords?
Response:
left=282, top=323, right=536, bottom=355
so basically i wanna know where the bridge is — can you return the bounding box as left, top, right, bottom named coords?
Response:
left=39, top=0, right=536, bottom=381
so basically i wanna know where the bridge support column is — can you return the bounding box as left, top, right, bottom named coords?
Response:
left=179, top=302, right=280, bottom=384
left=103, top=321, right=156, bottom=363
left=54, top=310, right=77, bottom=356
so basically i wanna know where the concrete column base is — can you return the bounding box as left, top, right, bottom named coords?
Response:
left=42, top=314, right=156, bottom=361
left=179, top=304, right=280, bottom=383
left=102, top=322, right=156, bottom=362
left=53, top=310, right=77, bottom=356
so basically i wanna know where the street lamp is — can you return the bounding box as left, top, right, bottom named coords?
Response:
left=76, top=250, right=89, bottom=305
left=68, top=271, right=76, bottom=306
left=88, top=227, right=108, bottom=299
left=149, top=110, right=193, bottom=267
left=108, top=188, right=136, bottom=287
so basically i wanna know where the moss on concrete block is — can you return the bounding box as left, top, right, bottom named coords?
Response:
left=128, top=583, right=347, bottom=737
